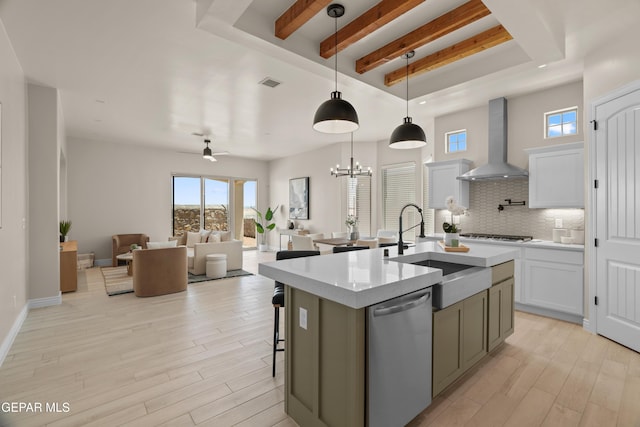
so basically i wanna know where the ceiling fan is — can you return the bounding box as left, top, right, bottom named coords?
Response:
left=202, top=138, right=229, bottom=162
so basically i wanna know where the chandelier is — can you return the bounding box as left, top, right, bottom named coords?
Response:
left=330, top=133, right=372, bottom=178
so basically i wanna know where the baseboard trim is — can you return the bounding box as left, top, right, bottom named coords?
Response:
left=515, top=303, right=583, bottom=325
left=95, top=258, right=111, bottom=267
left=582, top=318, right=593, bottom=333
left=0, top=304, right=29, bottom=368
left=28, top=292, right=62, bottom=309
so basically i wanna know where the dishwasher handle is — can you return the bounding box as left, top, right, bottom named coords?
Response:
left=373, top=291, right=431, bottom=317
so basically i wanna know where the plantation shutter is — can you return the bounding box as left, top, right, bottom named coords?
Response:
left=422, top=163, right=435, bottom=235
left=382, top=163, right=416, bottom=240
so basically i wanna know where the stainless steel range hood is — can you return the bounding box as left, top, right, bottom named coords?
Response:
left=457, top=97, right=529, bottom=181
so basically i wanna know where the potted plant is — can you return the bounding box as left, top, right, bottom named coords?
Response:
left=253, top=205, right=279, bottom=251
left=443, top=196, right=465, bottom=246
left=345, top=215, right=359, bottom=240
left=59, top=220, right=72, bottom=243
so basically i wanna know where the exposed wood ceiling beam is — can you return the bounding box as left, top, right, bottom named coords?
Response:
left=319, top=0, right=425, bottom=59
left=384, top=24, right=513, bottom=86
left=275, top=0, right=333, bottom=40
left=356, top=0, right=491, bottom=74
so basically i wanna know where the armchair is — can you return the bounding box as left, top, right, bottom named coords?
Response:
left=112, top=233, right=149, bottom=266
left=133, top=246, right=187, bottom=297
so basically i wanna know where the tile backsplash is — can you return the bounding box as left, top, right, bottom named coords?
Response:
left=435, top=180, right=584, bottom=241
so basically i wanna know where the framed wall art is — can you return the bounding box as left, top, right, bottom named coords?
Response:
left=289, top=177, right=309, bottom=220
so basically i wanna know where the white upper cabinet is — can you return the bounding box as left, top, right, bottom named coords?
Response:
left=526, top=142, right=584, bottom=208
left=425, top=159, right=472, bottom=209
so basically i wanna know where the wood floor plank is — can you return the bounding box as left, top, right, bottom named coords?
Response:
left=503, top=387, right=555, bottom=427
left=556, top=359, right=600, bottom=413
left=617, top=375, right=640, bottom=427
left=578, top=402, right=617, bottom=427
left=541, top=402, right=581, bottom=427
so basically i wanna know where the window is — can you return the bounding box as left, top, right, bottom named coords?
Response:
left=343, top=176, right=371, bottom=237
left=382, top=163, right=416, bottom=241
left=172, top=175, right=258, bottom=248
left=545, top=107, right=577, bottom=138
left=445, top=130, right=467, bottom=153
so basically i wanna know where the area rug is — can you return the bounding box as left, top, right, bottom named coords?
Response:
left=188, top=269, right=253, bottom=284
left=101, top=266, right=133, bottom=296
left=101, top=266, right=253, bottom=296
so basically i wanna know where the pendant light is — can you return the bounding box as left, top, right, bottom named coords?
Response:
left=313, top=4, right=359, bottom=134
left=330, top=133, right=372, bottom=178
left=389, top=51, right=426, bottom=149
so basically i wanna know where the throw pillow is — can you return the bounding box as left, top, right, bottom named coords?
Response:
left=207, top=233, right=221, bottom=243
left=219, top=231, right=231, bottom=242
left=186, top=231, right=201, bottom=248
left=199, top=229, right=211, bottom=241
left=147, top=240, right=178, bottom=249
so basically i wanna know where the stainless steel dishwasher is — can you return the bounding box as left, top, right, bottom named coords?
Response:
left=367, top=288, right=432, bottom=427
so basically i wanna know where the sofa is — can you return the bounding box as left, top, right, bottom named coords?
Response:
left=112, top=233, right=149, bottom=267
left=132, top=246, right=187, bottom=297
left=170, top=230, right=243, bottom=275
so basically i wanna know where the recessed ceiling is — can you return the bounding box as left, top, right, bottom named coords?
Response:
left=0, top=0, right=638, bottom=161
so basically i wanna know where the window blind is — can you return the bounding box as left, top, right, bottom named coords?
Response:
left=422, top=164, right=435, bottom=235
left=382, top=163, right=416, bottom=240
left=343, top=176, right=371, bottom=237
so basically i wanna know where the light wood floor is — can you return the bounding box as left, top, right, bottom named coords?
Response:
left=1, top=251, right=639, bottom=426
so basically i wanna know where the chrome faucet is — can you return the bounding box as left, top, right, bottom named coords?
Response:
left=398, top=203, right=426, bottom=255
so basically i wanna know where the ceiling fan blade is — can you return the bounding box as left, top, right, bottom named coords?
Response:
left=211, top=151, right=229, bottom=156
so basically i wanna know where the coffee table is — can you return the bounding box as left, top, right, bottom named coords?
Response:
left=116, top=252, right=134, bottom=276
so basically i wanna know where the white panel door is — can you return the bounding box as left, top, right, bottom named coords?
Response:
left=594, top=85, right=640, bottom=352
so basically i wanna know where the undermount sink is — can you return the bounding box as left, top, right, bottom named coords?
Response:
left=396, top=258, right=492, bottom=309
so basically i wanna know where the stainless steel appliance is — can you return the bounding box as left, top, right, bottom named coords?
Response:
left=368, top=289, right=432, bottom=427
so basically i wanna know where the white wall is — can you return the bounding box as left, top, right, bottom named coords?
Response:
left=27, top=84, right=61, bottom=301
left=67, top=138, right=270, bottom=262
left=268, top=141, right=345, bottom=246
left=434, top=81, right=584, bottom=167
left=0, top=19, right=28, bottom=363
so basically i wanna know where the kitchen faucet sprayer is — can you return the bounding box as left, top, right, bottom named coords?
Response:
left=398, top=203, right=426, bottom=255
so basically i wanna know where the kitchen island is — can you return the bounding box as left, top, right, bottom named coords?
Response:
left=259, top=241, right=518, bottom=427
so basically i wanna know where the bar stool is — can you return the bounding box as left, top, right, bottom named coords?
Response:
left=272, top=250, right=320, bottom=377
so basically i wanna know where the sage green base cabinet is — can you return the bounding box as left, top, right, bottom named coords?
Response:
left=488, top=277, right=515, bottom=351
left=432, top=291, right=487, bottom=396
left=432, top=261, right=514, bottom=397
left=285, top=286, right=365, bottom=427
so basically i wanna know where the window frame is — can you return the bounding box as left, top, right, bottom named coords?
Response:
left=445, top=129, right=467, bottom=153
left=544, top=106, right=578, bottom=139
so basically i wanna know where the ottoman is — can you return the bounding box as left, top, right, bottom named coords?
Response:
left=206, top=253, right=227, bottom=279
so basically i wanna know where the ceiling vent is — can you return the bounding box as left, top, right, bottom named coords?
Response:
left=259, top=77, right=281, bottom=88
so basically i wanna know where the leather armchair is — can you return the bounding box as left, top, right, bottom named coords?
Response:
left=112, top=233, right=149, bottom=266
left=132, top=246, right=187, bottom=297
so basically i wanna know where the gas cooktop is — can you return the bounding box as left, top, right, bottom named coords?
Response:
left=459, top=233, right=533, bottom=242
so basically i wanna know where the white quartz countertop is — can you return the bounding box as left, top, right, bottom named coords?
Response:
left=258, top=241, right=518, bottom=309
left=422, top=235, right=585, bottom=252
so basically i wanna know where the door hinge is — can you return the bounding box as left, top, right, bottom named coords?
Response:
left=595, top=238, right=599, bottom=247
left=594, top=179, right=599, bottom=189
left=595, top=296, right=599, bottom=306
left=590, top=120, right=598, bottom=130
